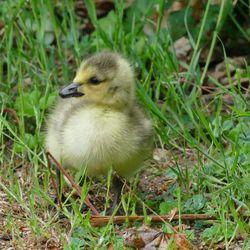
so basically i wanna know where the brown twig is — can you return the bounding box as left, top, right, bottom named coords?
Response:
left=46, top=151, right=100, bottom=216
left=46, top=152, right=63, bottom=210
left=90, top=214, right=216, bottom=227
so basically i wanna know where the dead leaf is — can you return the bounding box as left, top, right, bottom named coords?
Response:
left=211, top=241, right=226, bottom=249
left=108, top=243, right=115, bottom=250
left=158, top=234, right=169, bottom=250
left=20, top=226, right=30, bottom=232
left=175, top=233, right=194, bottom=250
left=123, top=225, right=197, bottom=250
left=174, top=225, right=190, bottom=234
left=123, top=226, right=155, bottom=248
left=223, top=93, right=234, bottom=105
left=174, top=37, right=192, bottom=59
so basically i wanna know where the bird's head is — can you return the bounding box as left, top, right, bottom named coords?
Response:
left=59, top=52, right=135, bottom=109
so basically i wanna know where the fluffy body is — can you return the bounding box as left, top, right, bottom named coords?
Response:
left=45, top=52, right=153, bottom=178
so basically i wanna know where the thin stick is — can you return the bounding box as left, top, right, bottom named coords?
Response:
left=90, top=214, right=216, bottom=227
left=46, top=152, right=100, bottom=215
left=46, top=153, right=63, bottom=210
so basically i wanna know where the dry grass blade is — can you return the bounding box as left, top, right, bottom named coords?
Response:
left=46, top=152, right=100, bottom=216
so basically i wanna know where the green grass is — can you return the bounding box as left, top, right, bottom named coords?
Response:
left=0, top=0, right=250, bottom=249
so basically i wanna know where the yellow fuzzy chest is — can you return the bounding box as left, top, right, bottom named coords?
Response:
left=60, top=107, right=138, bottom=173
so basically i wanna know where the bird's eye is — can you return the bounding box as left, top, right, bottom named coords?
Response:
left=89, top=76, right=101, bottom=85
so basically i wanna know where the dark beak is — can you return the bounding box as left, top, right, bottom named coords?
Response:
left=59, top=82, right=84, bottom=98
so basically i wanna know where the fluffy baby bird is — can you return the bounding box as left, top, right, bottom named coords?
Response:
left=45, top=52, right=153, bottom=212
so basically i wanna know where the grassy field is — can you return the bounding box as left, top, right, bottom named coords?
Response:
left=0, top=0, right=250, bottom=249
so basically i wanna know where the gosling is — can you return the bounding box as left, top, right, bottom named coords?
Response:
left=45, top=52, right=153, bottom=212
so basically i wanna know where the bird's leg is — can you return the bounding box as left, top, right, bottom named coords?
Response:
left=107, top=175, right=124, bottom=215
